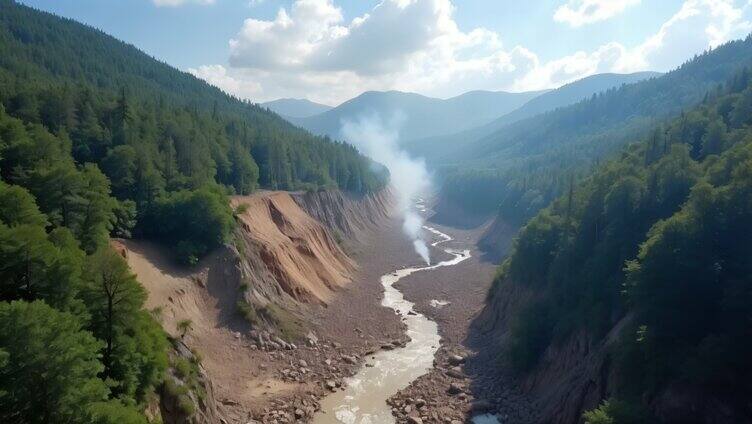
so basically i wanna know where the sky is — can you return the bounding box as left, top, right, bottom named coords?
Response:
left=21, top=0, right=752, bottom=105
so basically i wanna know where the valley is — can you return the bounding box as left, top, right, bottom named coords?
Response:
left=2, top=2, right=752, bottom=424
left=116, top=187, right=516, bottom=423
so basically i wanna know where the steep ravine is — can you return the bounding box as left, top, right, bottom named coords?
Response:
left=118, top=188, right=397, bottom=423
left=471, top=279, right=621, bottom=424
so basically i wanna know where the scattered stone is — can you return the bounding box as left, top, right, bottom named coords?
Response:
left=306, top=331, right=319, bottom=346
left=447, top=354, right=465, bottom=366
left=446, top=368, right=464, bottom=379
left=447, top=383, right=463, bottom=395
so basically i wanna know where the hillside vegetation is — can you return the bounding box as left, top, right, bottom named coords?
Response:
left=405, top=72, right=660, bottom=164
left=0, top=0, right=386, bottom=259
left=0, top=1, right=385, bottom=422
left=439, top=37, right=752, bottom=225
left=489, top=66, right=752, bottom=422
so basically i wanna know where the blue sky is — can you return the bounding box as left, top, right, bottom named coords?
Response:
left=20, top=1, right=752, bottom=104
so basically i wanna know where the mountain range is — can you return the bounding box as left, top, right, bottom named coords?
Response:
left=404, top=71, right=662, bottom=161
left=269, top=72, right=661, bottom=149
left=284, top=89, right=546, bottom=142
left=260, top=98, right=332, bottom=119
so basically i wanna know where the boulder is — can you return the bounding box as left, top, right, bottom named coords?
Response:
left=447, top=354, right=465, bottom=366
left=447, top=383, right=463, bottom=395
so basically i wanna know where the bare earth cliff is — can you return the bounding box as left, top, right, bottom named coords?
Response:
left=116, top=188, right=395, bottom=423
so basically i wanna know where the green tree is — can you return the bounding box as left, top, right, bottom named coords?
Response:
left=87, top=400, right=149, bottom=424
left=0, top=181, right=47, bottom=227
left=0, top=223, right=82, bottom=308
left=80, top=247, right=167, bottom=400
left=0, top=300, right=109, bottom=424
left=101, top=145, right=137, bottom=199
left=81, top=248, right=146, bottom=383
left=701, top=119, right=727, bottom=157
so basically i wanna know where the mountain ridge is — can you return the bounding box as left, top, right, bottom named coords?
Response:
left=405, top=71, right=662, bottom=162
left=289, top=88, right=547, bottom=141
left=261, top=98, right=332, bottom=119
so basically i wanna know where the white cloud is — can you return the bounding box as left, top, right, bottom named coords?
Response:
left=554, top=0, right=641, bottom=27
left=152, top=0, right=214, bottom=7
left=616, top=0, right=752, bottom=72
left=188, top=65, right=263, bottom=99
left=189, top=0, right=752, bottom=104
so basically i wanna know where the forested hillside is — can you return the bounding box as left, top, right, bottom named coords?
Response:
left=439, top=36, right=752, bottom=225
left=0, top=0, right=386, bottom=257
left=405, top=72, right=660, bottom=164
left=487, top=72, right=662, bottom=130
left=0, top=1, right=385, bottom=421
left=485, top=66, right=752, bottom=422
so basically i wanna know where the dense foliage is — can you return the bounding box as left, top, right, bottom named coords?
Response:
left=0, top=1, right=384, bottom=421
left=493, top=68, right=752, bottom=418
left=0, top=181, right=168, bottom=421
left=0, top=0, right=386, bottom=258
left=440, top=36, right=752, bottom=225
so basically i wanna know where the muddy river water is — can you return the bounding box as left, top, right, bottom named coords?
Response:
left=313, top=222, right=471, bottom=424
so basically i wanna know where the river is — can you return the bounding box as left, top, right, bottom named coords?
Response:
left=313, top=221, right=471, bottom=424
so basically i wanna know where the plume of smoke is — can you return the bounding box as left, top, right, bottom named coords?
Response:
left=340, top=113, right=432, bottom=265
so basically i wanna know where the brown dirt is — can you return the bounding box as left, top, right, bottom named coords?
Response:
left=119, top=190, right=415, bottom=423
left=231, top=192, right=354, bottom=303
left=120, top=187, right=531, bottom=423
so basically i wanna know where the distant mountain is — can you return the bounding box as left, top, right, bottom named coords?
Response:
left=436, top=36, right=752, bottom=225
left=289, top=89, right=546, bottom=142
left=261, top=98, right=332, bottom=119
left=491, top=71, right=662, bottom=128
left=405, top=72, right=661, bottom=162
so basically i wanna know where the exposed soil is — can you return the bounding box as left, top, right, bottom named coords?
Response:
left=231, top=192, right=355, bottom=304
left=218, top=217, right=419, bottom=423
left=120, top=190, right=419, bottom=423
left=123, top=188, right=532, bottom=424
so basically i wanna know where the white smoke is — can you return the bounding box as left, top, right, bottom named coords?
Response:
left=340, top=113, right=432, bottom=265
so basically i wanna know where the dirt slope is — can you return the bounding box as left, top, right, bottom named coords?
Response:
left=292, top=188, right=393, bottom=243
left=231, top=192, right=355, bottom=304
left=118, top=189, right=404, bottom=423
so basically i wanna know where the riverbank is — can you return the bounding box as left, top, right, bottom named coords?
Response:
left=388, top=219, right=536, bottom=423
left=314, top=221, right=471, bottom=423
left=245, top=217, right=421, bottom=422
